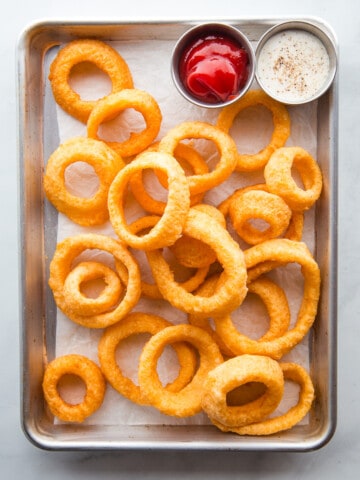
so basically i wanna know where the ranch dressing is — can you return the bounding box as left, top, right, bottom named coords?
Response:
left=257, top=29, right=330, bottom=103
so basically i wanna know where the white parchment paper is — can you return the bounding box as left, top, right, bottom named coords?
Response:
left=48, top=39, right=318, bottom=426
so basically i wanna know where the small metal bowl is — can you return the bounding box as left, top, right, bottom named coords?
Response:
left=255, top=20, right=337, bottom=105
left=171, top=22, right=255, bottom=108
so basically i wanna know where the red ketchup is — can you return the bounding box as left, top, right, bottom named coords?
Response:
left=179, top=34, right=249, bottom=104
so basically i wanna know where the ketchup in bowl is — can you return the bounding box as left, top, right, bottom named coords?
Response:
left=171, top=23, right=255, bottom=108
left=179, top=34, right=249, bottom=104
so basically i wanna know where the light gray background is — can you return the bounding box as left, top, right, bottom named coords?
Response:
left=1, top=0, right=358, bottom=478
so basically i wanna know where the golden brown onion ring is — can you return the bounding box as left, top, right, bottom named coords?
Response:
left=201, top=355, right=284, bottom=427
left=264, top=146, right=323, bottom=211
left=87, top=88, right=162, bottom=159
left=219, top=183, right=304, bottom=243
left=216, top=89, right=291, bottom=172
left=44, top=137, right=124, bottom=226
left=49, top=233, right=141, bottom=328
left=108, top=151, right=190, bottom=250
left=49, top=39, right=133, bottom=123
left=210, top=362, right=315, bottom=435
left=158, top=121, right=238, bottom=195
left=242, top=238, right=321, bottom=359
left=138, top=324, right=223, bottom=417
left=98, top=313, right=198, bottom=405
left=63, top=261, right=123, bottom=316
left=42, top=354, right=106, bottom=422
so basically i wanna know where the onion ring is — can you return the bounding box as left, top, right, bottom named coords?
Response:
left=138, top=324, right=223, bottom=417
left=146, top=207, right=248, bottom=316
left=241, top=238, right=321, bottom=359
left=218, top=183, right=304, bottom=243
left=49, top=39, right=133, bottom=123
left=264, top=146, right=323, bottom=211
left=129, top=142, right=209, bottom=214
left=158, top=121, right=238, bottom=195
left=189, top=275, right=291, bottom=357
left=228, top=189, right=292, bottom=245
left=87, top=88, right=162, bottom=159
left=98, top=312, right=198, bottom=405
left=44, top=137, right=124, bottom=226
left=201, top=355, right=284, bottom=427
left=42, top=354, right=106, bottom=422
left=62, top=261, right=123, bottom=316
left=209, top=362, right=315, bottom=435
left=49, top=233, right=141, bottom=328
left=108, top=150, right=190, bottom=250
left=216, top=89, right=291, bottom=172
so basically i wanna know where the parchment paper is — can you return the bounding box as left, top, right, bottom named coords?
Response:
left=48, top=39, right=318, bottom=426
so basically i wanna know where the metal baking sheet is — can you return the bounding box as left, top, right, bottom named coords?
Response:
left=17, top=17, right=338, bottom=451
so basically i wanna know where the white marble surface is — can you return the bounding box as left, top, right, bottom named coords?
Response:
left=1, top=0, right=358, bottom=477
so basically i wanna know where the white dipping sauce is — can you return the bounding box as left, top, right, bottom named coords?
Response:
left=257, top=29, right=330, bottom=103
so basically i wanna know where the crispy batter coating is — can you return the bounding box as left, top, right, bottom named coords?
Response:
left=44, top=137, right=124, bottom=226
left=209, top=362, right=315, bottom=435
left=201, top=355, right=284, bottom=427
left=49, top=39, right=133, bottom=123
left=264, top=146, right=323, bottom=211
left=42, top=354, right=106, bottom=422
left=87, top=88, right=162, bottom=159
left=108, top=151, right=190, bottom=250
left=49, top=233, right=141, bottom=328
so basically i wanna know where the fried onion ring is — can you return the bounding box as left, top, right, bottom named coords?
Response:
left=216, top=89, right=291, bottom=171
left=201, top=355, right=284, bottom=428
left=49, top=233, right=141, bottom=328
left=98, top=313, right=197, bottom=405
left=209, top=362, right=315, bottom=435
left=218, top=183, right=304, bottom=242
left=138, top=324, right=223, bottom=417
left=87, top=88, right=162, bottom=159
left=49, top=39, right=133, bottom=123
left=44, top=137, right=124, bottom=226
left=158, top=121, right=238, bottom=195
left=62, top=261, right=123, bottom=316
left=228, top=189, right=292, bottom=245
left=108, top=151, right=190, bottom=250
left=146, top=208, right=248, bottom=316
left=264, top=146, right=323, bottom=211
left=42, top=354, right=106, bottom=422
left=241, top=239, right=321, bottom=359
left=189, top=275, right=291, bottom=357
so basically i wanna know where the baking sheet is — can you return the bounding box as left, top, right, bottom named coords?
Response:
left=18, top=17, right=338, bottom=451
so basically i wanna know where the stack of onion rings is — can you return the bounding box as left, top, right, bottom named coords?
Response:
left=44, top=39, right=323, bottom=433
left=48, top=233, right=141, bottom=328
left=98, top=313, right=197, bottom=405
